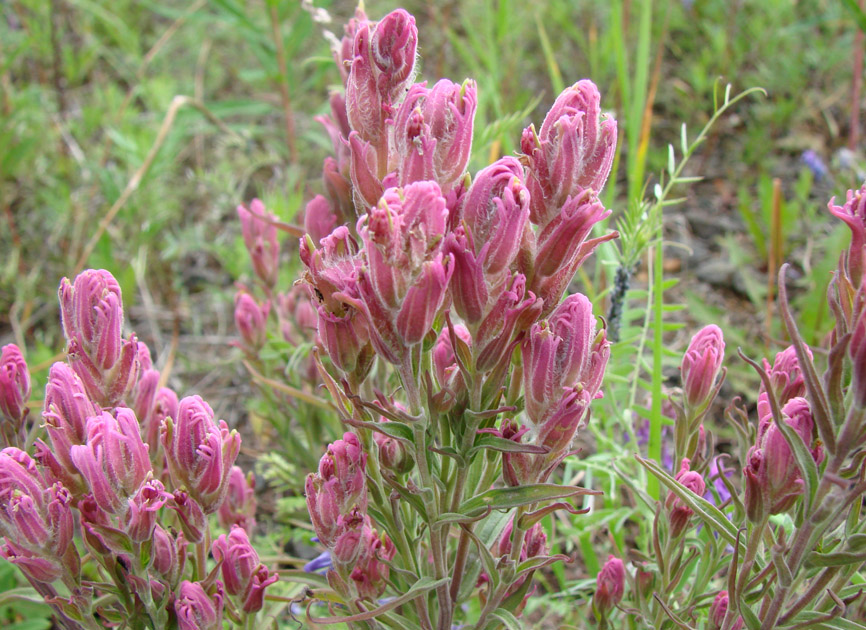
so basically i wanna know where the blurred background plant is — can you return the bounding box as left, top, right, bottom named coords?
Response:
left=3, top=0, right=866, bottom=627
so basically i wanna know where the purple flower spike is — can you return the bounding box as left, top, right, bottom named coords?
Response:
left=212, top=525, right=277, bottom=612
left=175, top=580, right=223, bottom=630
left=0, top=345, right=30, bottom=425
left=161, top=396, right=241, bottom=513
left=238, top=199, right=281, bottom=289
left=680, top=324, right=725, bottom=411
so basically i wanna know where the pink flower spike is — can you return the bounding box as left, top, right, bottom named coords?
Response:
left=593, top=555, right=625, bottom=619
left=680, top=324, right=725, bottom=411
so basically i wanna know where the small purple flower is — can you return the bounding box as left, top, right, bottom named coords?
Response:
left=801, top=150, right=828, bottom=182
left=303, top=550, right=333, bottom=574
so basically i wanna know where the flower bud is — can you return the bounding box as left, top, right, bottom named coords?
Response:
left=761, top=345, right=810, bottom=408
left=144, top=386, right=178, bottom=459
left=432, top=324, right=471, bottom=395
left=42, top=362, right=96, bottom=449
left=474, top=273, right=543, bottom=373
left=374, top=413, right=414, bottom=475
left=593, top=555, right=625, bottom=620
left=461, top=157, right=530, bottom=277
left=0, top=344, right=30, bottom=425
left=169, top=490, right=207, bottom=544
left=175, top=581, right=223, bottom=630
left=70, top=409, right=151, bottom=515
left=161, top=396, right=241, bottom=513
left=828, top=185, right=866, bottom=285
left=323, top=156, right=354, bottom=222
left=332, top=508, right=366, bottom=566
left=665, top=458, right=706, bottom=539
left=370, top=10, right=417, bottom=102
left=125, top=477, right=170, bottom=543
left=59, top=269, right=123, bottom=367
left=349, top=522, right=396, bottom=601
left=242, top=563, right=279, bottom=613
left=218, top=465, right=257, bottom=535
left=393, top=80, right=477, bottom=189
left=522, top=80, right=617, bottom=227
left=234, top=292, right=270, bottom=351
left=212, top=525, right=275, bottom=607
left=151, top=525, right=184, bottom=584
left=709, top=591, right=744, bottom=630
left=680, top=325, right=725, bottom=411
left=304, top=195, right=339, bottom=245
left=238, top=199, right=280, bottom=288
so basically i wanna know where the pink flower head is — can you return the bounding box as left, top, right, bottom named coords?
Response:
left=828, top=185, right=866, bottom=284
left=212, top=526, right=277, bottom=613
left=238, top=199, right=280, bottom=288
left=744, top=397, right=823, bottom=522
left=59, top=270, right=140, bottom=406
left=349, top=522, right=396, bottom=601
left=0, top=449, right=75, bottom=576
left=522, top=294, right=609, bottom=425
left=161, top=396, right=241, bottom=513
left=59, top=269, right=123, bottom=366
left=305, top=432, right=367, bottom=547
left=234, top=292, right=270, bottom=351
left=345, top=10, right=417, bottom=147
left=522, top=80, right=617, bottom=227
left=218, top=465, right=257, bottom=534
left=175, top=580, right=224, bottom=630
left=393, top=79, right=478, bottom=189
left=526, top=191, right=617, bottom=316
left=760, top=345, right=811, bottom=411
left=474, top=273, right=543, bottom=373
left=593, top=555, right=625, bottom=618
left=680, top=325, right=725, bottom=411
left=665, top=458, right=706, bottom=539
left=0, top=344, right=30, bottom=424
left=70, top=408, right=151, bottom=515
left=432, top=324, right=471, bottom=394
left=460, top=157, right=530, bottom=277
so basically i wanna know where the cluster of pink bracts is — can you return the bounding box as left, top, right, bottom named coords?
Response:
left=0, top=270, right=274, bottom=628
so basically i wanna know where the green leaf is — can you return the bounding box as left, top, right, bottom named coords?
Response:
left=489, top=608, right=523, bottom=630
left=307, top=577, right=448, bottom=625
left=458, top=484, right=597, bottom=518
left=468, top=435, right=548, bottom=457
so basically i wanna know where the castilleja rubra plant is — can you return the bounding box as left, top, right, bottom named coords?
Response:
left=0, top=268, right=273, bottom=629
left=225, top=6, right=866, bottom=630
